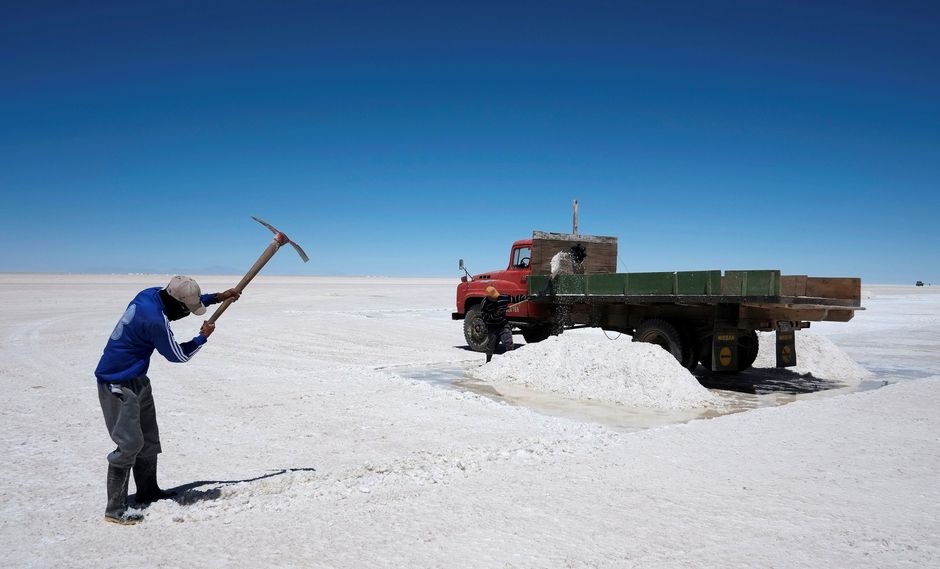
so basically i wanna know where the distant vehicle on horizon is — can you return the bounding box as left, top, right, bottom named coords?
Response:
left=916, top=281, right=925, bottom=286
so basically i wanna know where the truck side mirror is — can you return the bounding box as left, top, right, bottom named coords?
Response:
left=458, top=258, right=473, bottom=281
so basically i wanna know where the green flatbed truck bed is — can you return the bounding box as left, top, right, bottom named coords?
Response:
left=524, top=269, right=862, bottom=372
left=529, top=270, right=861, bottom=313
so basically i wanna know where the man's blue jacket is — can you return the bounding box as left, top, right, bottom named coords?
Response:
left=95, top=287, right=219, bottom=383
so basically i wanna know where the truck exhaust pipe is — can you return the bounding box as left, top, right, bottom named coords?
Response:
left=572, top=199, right=579, bottom=235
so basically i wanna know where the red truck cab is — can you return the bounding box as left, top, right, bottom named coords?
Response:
left=453, top=239, right=551, bottom=350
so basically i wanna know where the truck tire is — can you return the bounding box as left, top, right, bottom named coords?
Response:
left=698, top=339, right=714, bottom=370
left=738, top=330, right=759, bottom=370
left=679, top=327, right=700, bottom=371
left=633, top=319, right=685, bottom=365
left=521, top=326, right=552, bottom=344
left=463, top=305, right=489, bottom=352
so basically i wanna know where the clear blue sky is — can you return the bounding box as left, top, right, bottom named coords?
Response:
left=1, top=1, right=937, bottom=283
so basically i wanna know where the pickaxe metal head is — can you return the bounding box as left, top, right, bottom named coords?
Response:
left=205, top=216, right=310, bottom=325
left=252, top=216, right=310, bottom=262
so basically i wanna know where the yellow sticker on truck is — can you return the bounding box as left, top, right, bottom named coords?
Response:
left=719, top=347, right=733, bottom=366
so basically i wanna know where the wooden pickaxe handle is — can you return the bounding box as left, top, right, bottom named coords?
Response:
left=206, top=238, right=282, bottom=325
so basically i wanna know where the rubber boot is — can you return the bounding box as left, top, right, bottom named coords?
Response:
left=133, top=455, right=175, bottom=505
left=104, top=465, right=144, bottom=525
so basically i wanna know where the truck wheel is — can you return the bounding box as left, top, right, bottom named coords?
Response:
left=463, top=305, right=489, bottom=352
left=522, top=326, right=552, bottom=344
left=699, top=338, right=713, bottom=370
left=633, top=319, right=684, bottom=365
left=738, top=330, right=759, bottom=370
left=679, top=328, right=700, bottom=371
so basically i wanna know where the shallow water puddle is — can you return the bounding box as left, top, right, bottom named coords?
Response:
left=384, top=361, right=888, bottom=432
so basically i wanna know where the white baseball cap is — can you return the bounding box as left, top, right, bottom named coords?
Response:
left=165, top=276, right=206, bottom=315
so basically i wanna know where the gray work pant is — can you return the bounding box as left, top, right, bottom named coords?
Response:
left=97, top=375, right=162, bottom=469
left=485, top=323, right=515, bottom=362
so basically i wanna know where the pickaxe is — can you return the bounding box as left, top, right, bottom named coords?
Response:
left=206, top=216, right=309, bottom=324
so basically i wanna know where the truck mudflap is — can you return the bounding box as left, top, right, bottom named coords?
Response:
left=712, top=332, right=740, bottom=372
left=452, top=312, right=465, bottom=320
left=775, top=325, right=797, bottom=368
left=708, top=325, right=798, bottom=372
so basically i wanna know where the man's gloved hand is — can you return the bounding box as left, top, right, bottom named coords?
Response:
left=217, top=288, right=241, bottom=303
left=200, top=321, right=215, bottom=338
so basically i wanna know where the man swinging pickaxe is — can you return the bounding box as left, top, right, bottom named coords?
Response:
left=206, top=216, right=309, bottom=325
left=93, top=216, right=307, bottom=525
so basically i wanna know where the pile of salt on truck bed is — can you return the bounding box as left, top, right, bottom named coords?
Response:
left=454, top=231, right=863, bottom=373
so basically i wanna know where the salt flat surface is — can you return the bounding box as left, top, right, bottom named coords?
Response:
left=811, top=284, right=940, bottom=379
left=1, top=275, right=938, bottom=568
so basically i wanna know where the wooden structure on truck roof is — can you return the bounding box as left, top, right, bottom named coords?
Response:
left=530, top=231, right=618, bottom=275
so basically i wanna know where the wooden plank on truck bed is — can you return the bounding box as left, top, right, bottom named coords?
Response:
left=624, top=272, right=674, bottom=294
left=586, top=273, right=627, bottom=295
left=721, top=270, right=781, bottom=296
left=528, top=274, right=551, bottom=295
left=533, top=270, right=725, bottom=297
left=619, top=271, right=721, bottom=296
left=805, top=277, right=861, bottom=302
left=780, top=275, right=808, bottom=296
left=676, top=271, right=722, bottom=295
left=550, top=274, right=587, bottom=295
left=530, top=231, right=618, bottom=275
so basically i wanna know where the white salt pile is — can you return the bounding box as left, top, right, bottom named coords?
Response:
left=753, top=331, right=871, bottom=383
left=468, top=334, right=720, bottom=409
left=550, top=250, right=575, bottom=276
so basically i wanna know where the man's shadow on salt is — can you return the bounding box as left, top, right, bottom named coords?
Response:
left=130, top=467, right=317, bottom=508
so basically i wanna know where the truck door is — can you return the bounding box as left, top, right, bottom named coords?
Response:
left=508, top=245, right=533, bottom=318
